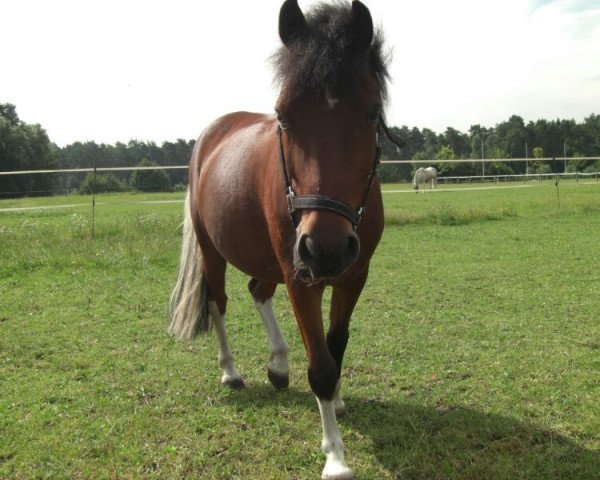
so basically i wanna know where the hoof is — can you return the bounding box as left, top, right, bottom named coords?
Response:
left=268, top=368, right=289, bottom=390
left=223, top=377, right=245, bottom=389
left=321, top=462, right=353, bottom=480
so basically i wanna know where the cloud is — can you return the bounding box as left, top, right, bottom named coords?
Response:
left=530, top=0, right=600, bottom=14
left=2, top=0, right=598, bottom=144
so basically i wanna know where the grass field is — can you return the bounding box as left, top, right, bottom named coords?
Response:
left=1, top=181, right=599, bottom=479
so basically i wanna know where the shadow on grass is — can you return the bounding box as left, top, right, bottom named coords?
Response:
left=224, top=384, right=599, bottom=480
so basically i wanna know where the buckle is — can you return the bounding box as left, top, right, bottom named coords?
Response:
left=286, top=187, right=296, bottom=215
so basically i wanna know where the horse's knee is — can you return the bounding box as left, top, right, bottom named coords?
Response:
left=308, top=353, right=339, bottom=400
left=326, top=328, right=349, bottom=375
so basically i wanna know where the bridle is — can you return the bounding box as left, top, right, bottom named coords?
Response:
left=277, top=116, right=404, bottom=230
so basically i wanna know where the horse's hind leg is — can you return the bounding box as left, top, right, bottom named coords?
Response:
left=209, top=301, right=244, bottom=389
left=198, top=230, right=244, bottom=389
left=248, top=279, right=290, bottom=389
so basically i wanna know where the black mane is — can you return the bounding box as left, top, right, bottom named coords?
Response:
left=273, top=1, right=390, bottom=101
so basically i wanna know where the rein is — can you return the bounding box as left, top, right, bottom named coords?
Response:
left=277, top=116, right=404, bottom=230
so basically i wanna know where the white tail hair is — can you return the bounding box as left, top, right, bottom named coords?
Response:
left=168, top=190, right=210, bottom=340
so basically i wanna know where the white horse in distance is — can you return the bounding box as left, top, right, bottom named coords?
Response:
left=413, top=167, right=438, bottom=190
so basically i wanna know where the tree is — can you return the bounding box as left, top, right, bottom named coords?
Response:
left=530, top=146, right=546, bottom=173
left=442, top=127, right=469, bottom=158
left=161, top=139, right=194, bottom=186
left=0, top=103, right=58, bottom=197
left=434, top=145, right=466, bottom=176
left=0, top=104, right=19, bottom=125
left=495, top=115, right=528, bottom=159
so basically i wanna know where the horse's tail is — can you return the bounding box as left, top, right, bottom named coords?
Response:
left=168, top=189, right=211, bottom=340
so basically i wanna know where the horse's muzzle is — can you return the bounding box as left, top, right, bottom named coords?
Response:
left=294, top=231, right=360, bottom=281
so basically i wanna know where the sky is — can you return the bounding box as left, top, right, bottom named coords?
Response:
left=2, top=0, right=599, bottom=146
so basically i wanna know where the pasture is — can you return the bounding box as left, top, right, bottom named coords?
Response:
left=1, top=182, right=599, bottom=479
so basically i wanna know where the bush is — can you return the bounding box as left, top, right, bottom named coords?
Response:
left=130, top=159, right=171, bottom=192
left=537, top=163, right=552, bottom=174
left=378, top=164, right=405, bottom=183
left=79, top=172, right=127, bottom=194
left=486, top=162, right=514, bottom=175
left=583, top=160, right=600, bottom=173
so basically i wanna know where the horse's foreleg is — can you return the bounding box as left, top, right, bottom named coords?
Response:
left=248, top=279, right=289, bottom=389
left=328, top=273, right=368, bottom=415
left=287, top=282, right=353, bottom=480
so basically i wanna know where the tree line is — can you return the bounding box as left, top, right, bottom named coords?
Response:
left=379, top=114, right=600, bottom=182
left=1, top=103, right=599, bottom=197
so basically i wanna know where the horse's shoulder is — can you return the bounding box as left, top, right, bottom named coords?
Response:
left=206, top=112, right=273, bottom=133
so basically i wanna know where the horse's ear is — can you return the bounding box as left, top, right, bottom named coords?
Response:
left=351, top=0, right=374, bottom=50
left=279, top=0, right=307, bottom=47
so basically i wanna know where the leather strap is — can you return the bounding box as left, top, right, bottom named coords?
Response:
left=277, top=116, right=402, bottom=229
left=287, top=194, right=361, bottom=226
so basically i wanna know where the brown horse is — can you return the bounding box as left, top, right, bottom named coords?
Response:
left=169, top=1, right=401, bottom=478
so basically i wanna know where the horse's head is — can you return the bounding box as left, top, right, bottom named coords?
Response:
left=274, top=0, right=389, bottom=281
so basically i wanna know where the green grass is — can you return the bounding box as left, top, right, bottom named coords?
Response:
left=1, top=183, right=599, bottom=479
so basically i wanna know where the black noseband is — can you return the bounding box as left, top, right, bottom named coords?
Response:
left=287, top=193, right=362, bottom=227
left=277, top=117, right=403, bottom=230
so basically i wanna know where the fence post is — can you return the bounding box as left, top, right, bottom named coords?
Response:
left=92, top=167, right=96, bottom=239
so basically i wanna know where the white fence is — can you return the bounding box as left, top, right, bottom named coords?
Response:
left=0, top=165, right=189, bottom=176
left=437, top=171, right=600, bottom=185
left=381, top=156, right=600, bottom=164
left=0, top=158, right=599, bottom=197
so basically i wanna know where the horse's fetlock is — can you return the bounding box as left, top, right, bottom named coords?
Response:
left=308, top=358, right=339, bottom=400
left=271, top=343, right=289, bottom=357
left=269, top=350, right=289, bottom=373
left=321, top=438, right=344, bottom=456
left=218, top=353, right=233, bottom=369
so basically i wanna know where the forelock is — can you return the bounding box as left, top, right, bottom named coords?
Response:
left=272, top=2, right=390, bottom=102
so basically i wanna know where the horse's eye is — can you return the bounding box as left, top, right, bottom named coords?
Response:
left=276, top=110, right=289, bottom=130
left=366, top=108, right=380, bottom=127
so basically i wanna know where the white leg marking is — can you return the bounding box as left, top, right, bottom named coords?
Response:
left=208, top=301, right=242, bottom=385
left=254, top=298, right=289, bottom=377
left=316, top=397, right=353, bottom=480
left=332, top=379, right=346, bottom=416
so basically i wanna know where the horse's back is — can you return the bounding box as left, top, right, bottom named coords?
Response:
left=190, top=110, right=275, bottom=197
left=191, top=112, right=273, bottom=175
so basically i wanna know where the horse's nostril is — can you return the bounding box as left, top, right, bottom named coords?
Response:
left=346, top=234, right=360, bottom=263
left=298, top=233, right=316, bottom=264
